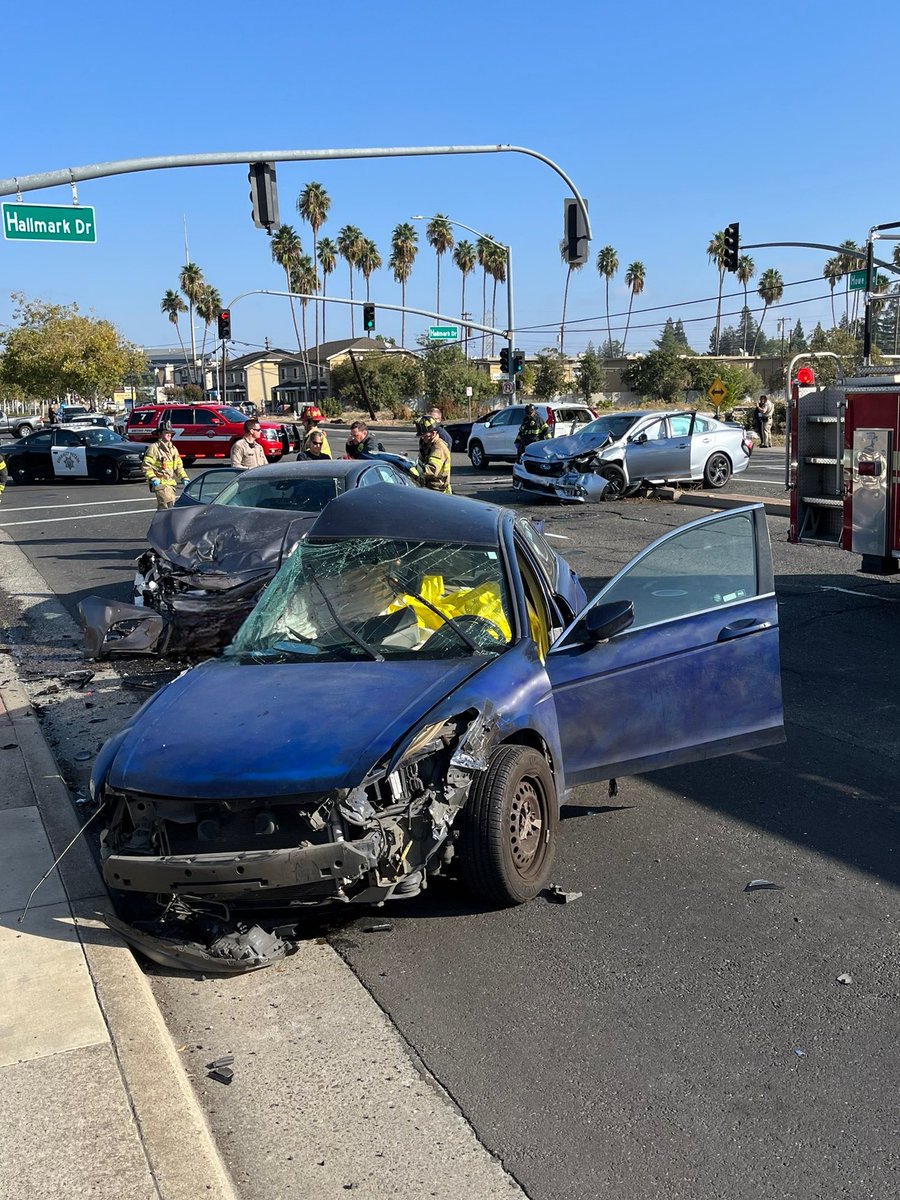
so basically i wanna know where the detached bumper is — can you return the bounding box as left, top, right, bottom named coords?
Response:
left=78, top=596, right=167, bottom=659
left=512, top=463, right=608, bottom=502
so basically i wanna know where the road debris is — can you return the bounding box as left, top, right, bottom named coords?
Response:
left=62, top=669, right=95, bottom=690
left=207, top=1065, right=234, bottom=1085
left=792, top=1047, right=807, bottom=1057
left=836, top=972, right=854, bottom=985
left=745, top=879, right=783, bottom=892
left=545, top=885, right=583, bottom=904
left=74, top=750, right=92, bottom=762
left=207, top=1055, right=235, bottom=1069
left=364, top=922, right=393, bottom=933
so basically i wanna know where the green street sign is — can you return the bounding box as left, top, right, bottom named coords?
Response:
left=428, top=325, right=459, bottom=340
left=849, top=268, right=867, bottom=291
left=2, top=202, right=97, bottom=243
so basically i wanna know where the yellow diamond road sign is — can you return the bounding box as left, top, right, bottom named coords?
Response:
left=708, top=377, right=726, bottom=404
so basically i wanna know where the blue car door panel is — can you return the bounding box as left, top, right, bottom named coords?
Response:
left=546, top=506, right=784, bottom=785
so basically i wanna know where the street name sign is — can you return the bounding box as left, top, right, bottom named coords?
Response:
left=707, top=377, right=726, bottom=405
left=3, top=202, right=97, bottom=243
left=428, top=325, right=458, bottom=340
left=849, top=268, right=867, bottom=291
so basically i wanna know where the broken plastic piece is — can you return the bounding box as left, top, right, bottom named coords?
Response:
left=364, top=922, right=393, bottom=933
left=607, top=778, right=618, bottom=798
left=74, top=751, right=92, bottom=762
left=744, top=879, right=783, bottom=892
left=545, top=885, right=583, bottom=904
left=207, top=1055, right=235, bottom=1069
left=208, top=1066, right=234, bottom=1085
left=63, top=670, right=95, bottom=689
left=792, top=1047, right=807, bottom=1057
left=836, top=972, right=853, bottom=985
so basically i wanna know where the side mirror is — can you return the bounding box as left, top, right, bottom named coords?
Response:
left=582, top=599, right=634, bottom=643
left=632, top=432, right=648, bottom=445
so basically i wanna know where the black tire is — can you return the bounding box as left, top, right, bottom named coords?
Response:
left=96, top=457, right=121, bottom=484
left=703, top=452, right=732, bottom=489
left=14, top=423, right=34, bottom=437
left=597, top=463, right=627, bottom=499
left=469, top=441, right=490, bottom=470
left=11, top=462, right=31, bottom=484
left=458, top=745, right=558, bottom=906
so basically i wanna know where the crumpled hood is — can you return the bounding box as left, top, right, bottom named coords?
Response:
left=106, top=656, right=490, bottom=799
left=147, top=505, right=313, bottom=578
left=523, top=429, right=613, bottom=463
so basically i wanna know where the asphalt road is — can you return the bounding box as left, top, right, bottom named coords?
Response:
left=0, top=433, right=897, bottom=1199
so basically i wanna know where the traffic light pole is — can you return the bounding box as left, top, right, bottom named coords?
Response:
left=506, top=244, right=515, bottom=397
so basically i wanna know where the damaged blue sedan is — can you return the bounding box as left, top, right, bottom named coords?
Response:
left=92, top=485, right=784, bottom=971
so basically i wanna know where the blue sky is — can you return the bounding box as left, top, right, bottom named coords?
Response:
left=3, top=0, right=898, bottom=363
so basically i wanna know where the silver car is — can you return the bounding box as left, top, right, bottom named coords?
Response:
left=513, top=410, right=754, bottom=502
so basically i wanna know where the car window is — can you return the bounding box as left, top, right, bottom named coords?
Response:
left=214, top=476, right=341, bottom=512
left=640, top=420, right=666, bottom=441
left=83, top=429, right=127, bottom=446
left=221, top=407, right=250, bottom=423
left=668, top=415, right=692, bottom=437
left=376, top=465, right=408, bottom=485
left=170, top=407, right=194, bottom=424
left=192, top=409, right=216, bottom=426
left=25, top=432, right=53, bottom=449
left=585, top=511, right=758, bottom=634
left=488, top=409, right=516, bottom=427
left=692, top=416, right=712, bottom=433
left=571, top=410, right=593, bottom=425
left=184, top=470, right=238, bottom=503
left=128, top=410, right=158, bottom=426
left=55, top=429, right=84, bottom=446
left=583, top=414, right=642, bottom=441
left=515, top=518, right=558, bottom=588
left=515, top=546, right=553, bottom=663
left=356, top=468, right=381, bottom=487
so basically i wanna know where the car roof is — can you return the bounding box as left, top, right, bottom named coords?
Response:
left=236, top=460, right=370, bottom=483
left=307, top=482, right=503, bottom=546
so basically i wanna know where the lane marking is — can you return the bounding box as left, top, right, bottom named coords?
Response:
left=0, top=507, right=155, bottom=528
left=820, top=586, right=900, bottom=603
left=1, top=495, right=155, bottom=514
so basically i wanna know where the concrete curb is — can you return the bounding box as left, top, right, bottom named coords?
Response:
left=2, top=674, right=238, bottom=1200
left=675, top=489, right=791, bottom=518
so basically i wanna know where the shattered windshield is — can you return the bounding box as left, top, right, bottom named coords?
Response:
left=228, top=538, right=514, bottom=662
left=213, top=475, right=342, bottom=513
left=581, top=414, right=642, bottom=441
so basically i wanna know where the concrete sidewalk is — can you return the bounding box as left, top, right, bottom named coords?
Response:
left=0, top=671, right=236, bottom=1200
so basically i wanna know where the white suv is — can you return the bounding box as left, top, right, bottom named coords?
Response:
left=466, top=402, right=596, bottom=469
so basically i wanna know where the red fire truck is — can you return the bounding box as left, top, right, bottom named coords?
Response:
left=788, top=357, right=900, bottom=574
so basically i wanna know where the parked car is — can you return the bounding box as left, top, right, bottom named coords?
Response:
left=0, top=410, right=44, bottom=439
left=513, top=409, right=754, bottom=501
left=57, top=413, right=116, bottom=431
left=89, top=485, right=784, bottom=971
left=442, top=410, right=500, bottom=452
left=124, top=403, right=298, bottom=465
left=467, top=402, right=596, bottom=468
left=79, top=458, right=420, bottom=659
left=2, top=426, right=147, bottom=484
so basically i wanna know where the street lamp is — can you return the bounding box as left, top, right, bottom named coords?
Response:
left=411, top=215, right=514, bottom=392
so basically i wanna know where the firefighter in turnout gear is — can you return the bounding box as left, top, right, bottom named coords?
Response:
left=143, top=424, right=188, bottom=509
left=515, top=404, right=550, bottom=460
left=0, top=451, right=8, bottom=503
left=414, top=417, right=452, bottom=493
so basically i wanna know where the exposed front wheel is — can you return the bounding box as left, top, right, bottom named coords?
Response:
left=468, top=441, right=490, bottom=470
left=703, top=452, right=732, bottom=489
left=11, top=462, right=32, bottom=484
left=597, top=463, right=627, bottom=499
left=459, top=746, right=558, bottom=906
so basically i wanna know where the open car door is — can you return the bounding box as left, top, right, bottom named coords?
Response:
left=546, top=505, right=784, bottom=785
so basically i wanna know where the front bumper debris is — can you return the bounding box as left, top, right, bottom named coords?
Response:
left=512, top=463, right=608, bottom=502
left=78, top=596, right=168, bottom=659
left=104, top=912, right=293, bottom=973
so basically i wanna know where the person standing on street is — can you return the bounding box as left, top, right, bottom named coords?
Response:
left=755, top=395, right=774, bottom=448
left=0, top=450, right=8, bottom=504
left=428, top=407, right=453, bottom=450
left=414, top=417, right=452, bottom=493
left=515, top=404, right=551, bottom=460
left=231, top=419, right=268, bottom=470
left=143, top=424, right=188, bottom=510
left=300, top=406, right=332, bottom=457
left=345, top=421, right=379, bottom=458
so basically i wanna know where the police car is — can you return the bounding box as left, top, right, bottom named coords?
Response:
left=2, top=426, right=147, bottom=484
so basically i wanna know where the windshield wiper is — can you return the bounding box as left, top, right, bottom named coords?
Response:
left=307, top=571, right=384, bottom=662
left=386, top=572, right=479, bottom=653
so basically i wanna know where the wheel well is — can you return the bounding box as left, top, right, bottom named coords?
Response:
left=499, top=730, right=556, bottom=779
left=707, top=449, right=732, bottom=466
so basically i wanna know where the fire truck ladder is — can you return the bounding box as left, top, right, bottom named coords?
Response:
left=787, top=353, right=845, bottom=543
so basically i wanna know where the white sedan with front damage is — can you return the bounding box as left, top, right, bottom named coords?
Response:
left=513, top=409, right=754, bottom=502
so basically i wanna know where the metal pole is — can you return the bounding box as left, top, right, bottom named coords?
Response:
left=740, top=240, right=900, bottom=276
left=863, top=239, right=875, bottom=364
left=506, top=243, right=515, bottom=398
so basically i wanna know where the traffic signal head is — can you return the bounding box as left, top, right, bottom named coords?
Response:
left=723, top=223, right=740, bottom=273
left=248, top=162, right=280, bottom=234
left=499, top=347, right=510, bottom=373
left=363, top=303, right=376, bottom=331
left=512, top=350, right=525, bottom=374
left=217, top=309, right=232, bottom=340
left=563, top=198, right=589, bottom=266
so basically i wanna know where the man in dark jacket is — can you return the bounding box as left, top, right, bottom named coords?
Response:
left=345, top=420, right=379, bottom=458
left=297, top=431, right=331, bottom=461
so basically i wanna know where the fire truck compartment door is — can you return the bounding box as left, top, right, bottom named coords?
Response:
left=851, top=428, right=891, bottom=556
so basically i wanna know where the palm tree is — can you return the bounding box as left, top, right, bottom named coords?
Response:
left=390, top=222, right=418, bottom=346
left=289, top=255, right=319, bottom=399
left=476, top=235, right=496, bottom=357
left=736, top=255, right=756, bottom=351
left=837, top=239, right=863, bottom=324
left=706, top=232, right=726, bottom=354
left=337, top=225, right=364, bottom=337
left=297, top=183, right=330, bottom=375
left=160, top=289, right=189, bottom=376
left=823, top=257, right=842, bottom=329
left=595, top=246, right=618, bottom=355
left=179, top=262, right=204, bottom=383
left=425, top=214, right=454, bottom=315
left=270, top=224, right=303, bottom=351
left=751, top=268, right=784, bottom=355
left=622, top=262, right=645, bottom=354
left=558, top=239, right=584, bottom=358
left=317, top=237, right=337, bottom=348
left=357, top=238, right=382, bottom=336
left=196, top=283, right=222, bottom=385
left=486, top=242, right=507, bottom=355
left=453, top=240, right=476, bottom=357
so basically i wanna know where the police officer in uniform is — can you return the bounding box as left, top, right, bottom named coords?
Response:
left=515, top=404, right=551, bottom=460
left=143, top=423, right=188, bottom=509
left=415, top=417, right=452, bottom=493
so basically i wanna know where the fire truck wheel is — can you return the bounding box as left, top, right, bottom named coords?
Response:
left=703, top=452, right=732, bottom=489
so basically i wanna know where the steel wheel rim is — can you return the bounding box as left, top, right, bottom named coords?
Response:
left=508, top=777, right=547, bottom=878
